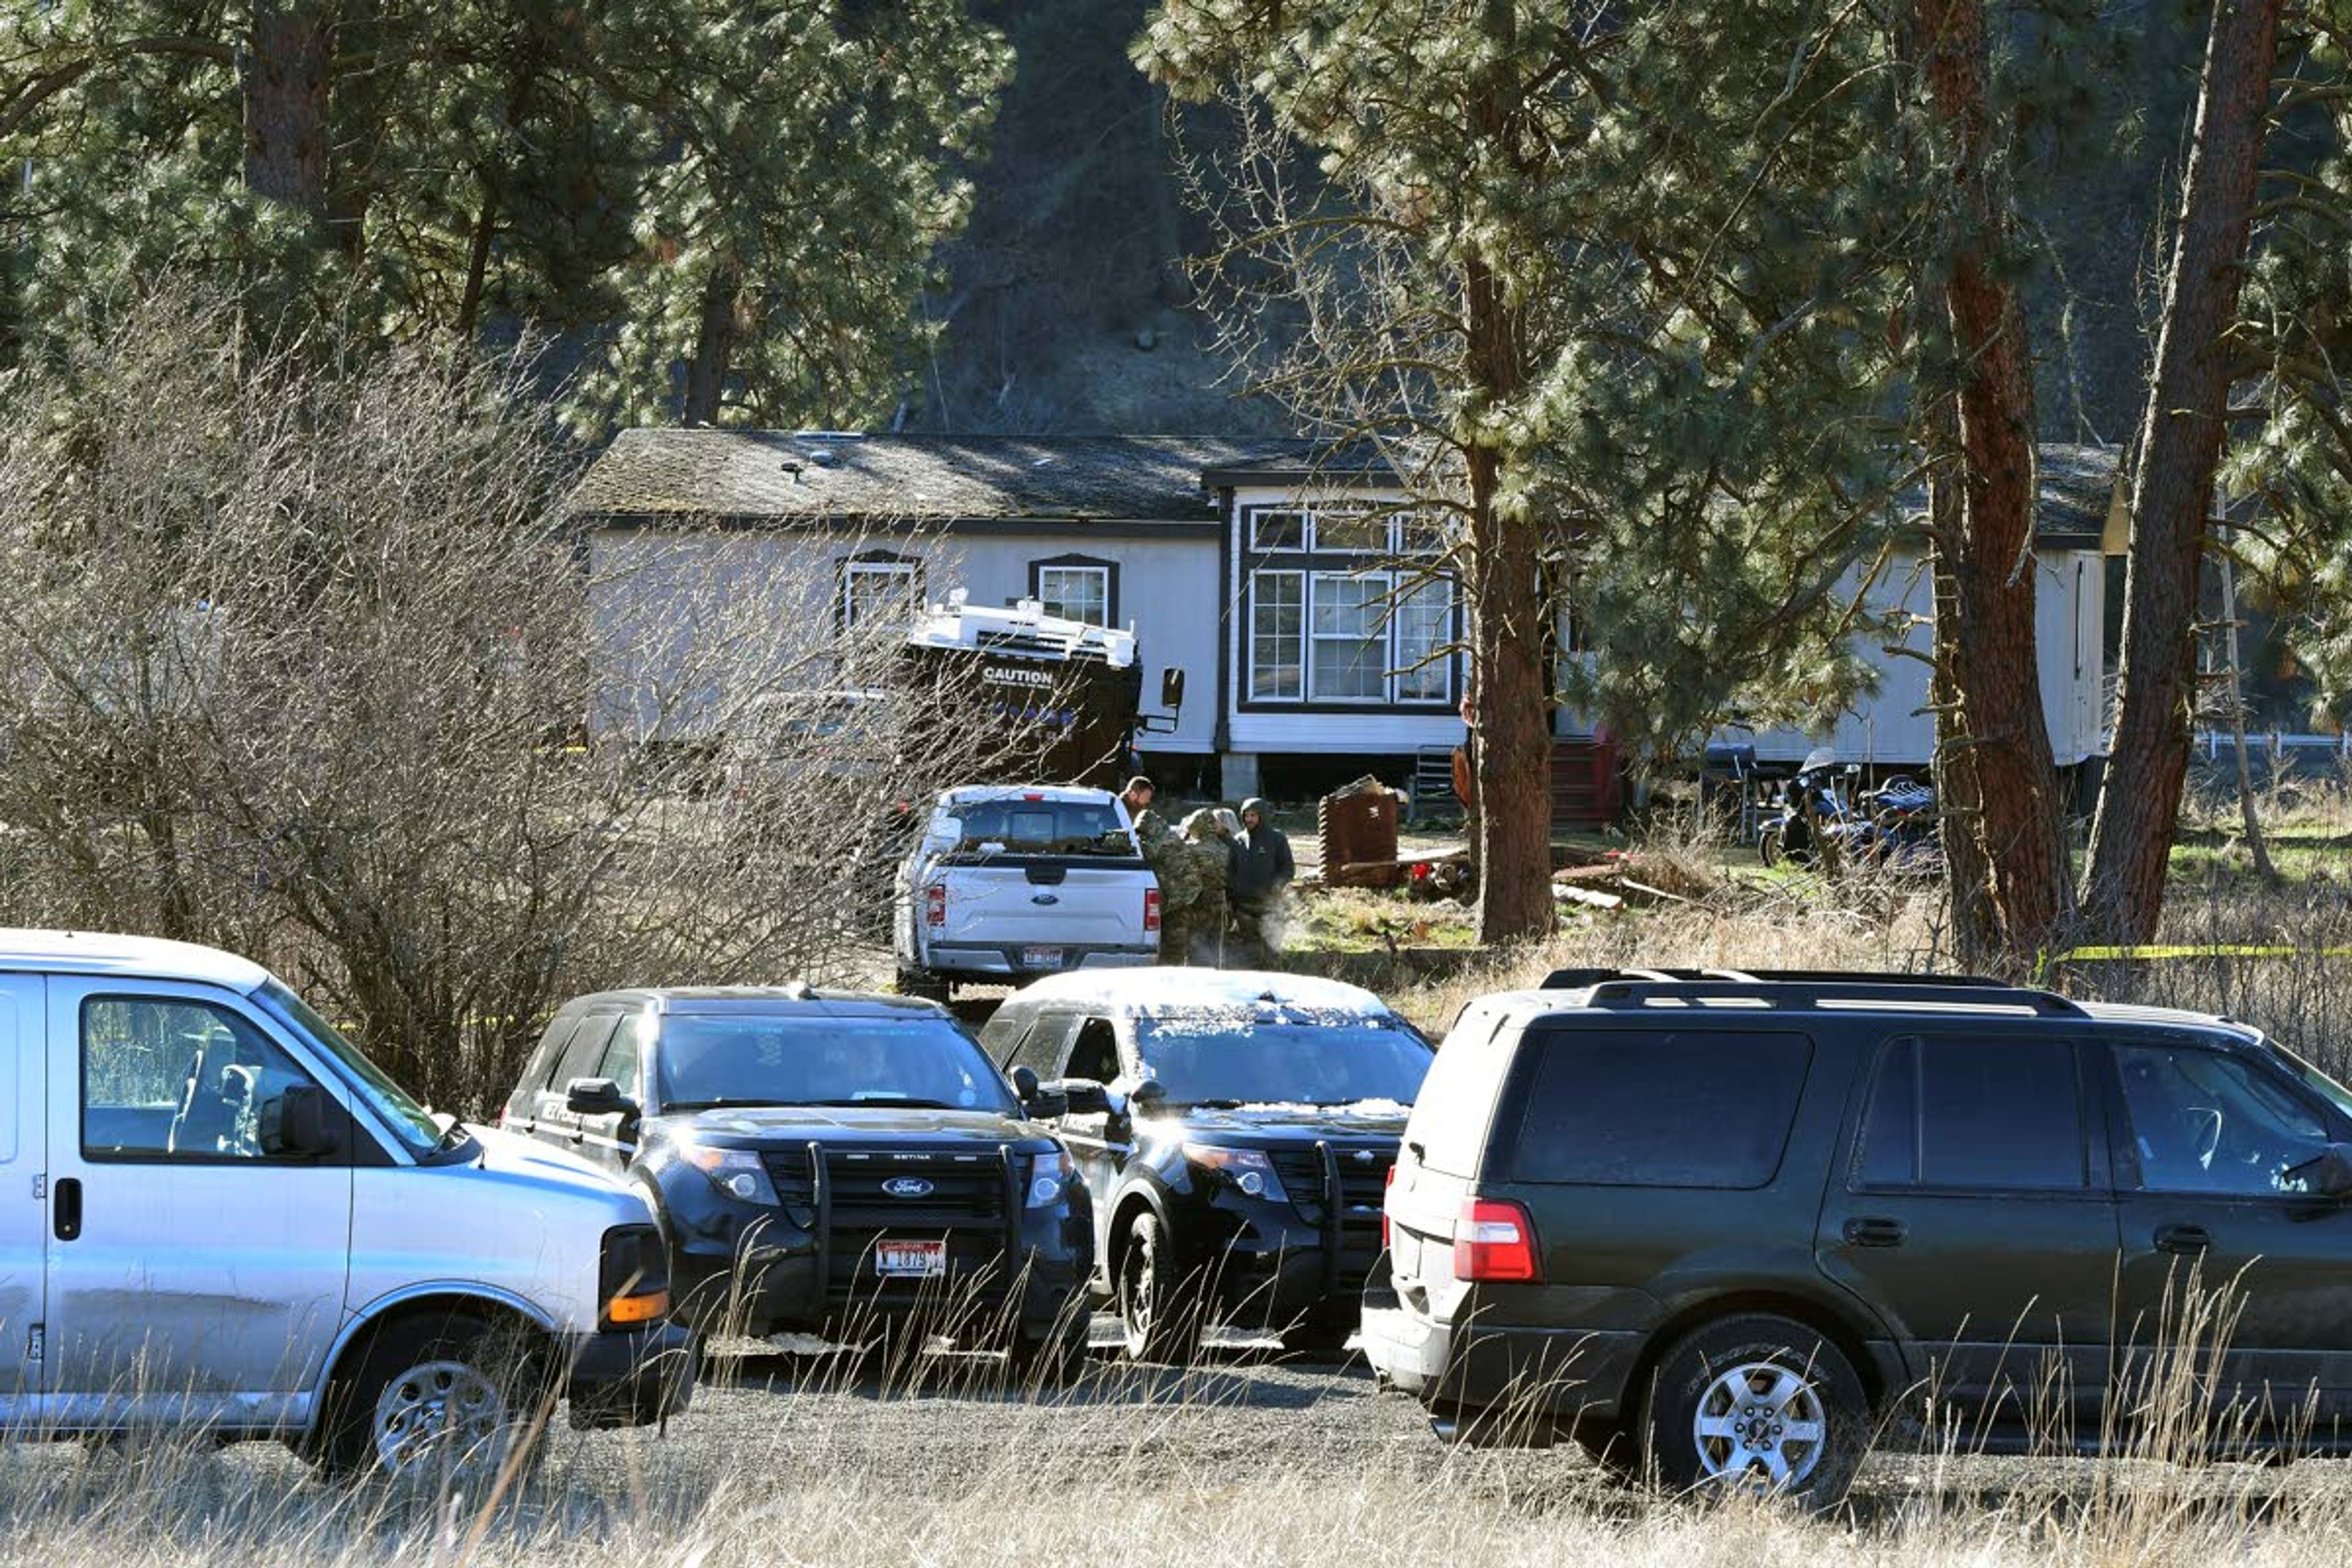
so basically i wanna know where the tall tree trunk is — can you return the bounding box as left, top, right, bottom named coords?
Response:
left=1462, top=0, right=1553, bottom=946
left=682, top=258, right=743, bottom=427
left=1923, top=401, right=1999, bottom=969
left=2082, top=0, right=2283, bottom=943
left=242, top=1, right=331, bottom=221
left=1911, top=0, right=2075, bottom=969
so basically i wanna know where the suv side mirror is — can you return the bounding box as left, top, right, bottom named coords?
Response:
left=260, top=1083, right=339, bottom=1159
left=567, top=1077, right=636, bottom=1118
left=1160, top=666, right=1186, bottom=711
left=2309, top=1143, right=2352, bottom=1199
left=1052, top=1077, right=1113, bottom=1117
left=1010, top=1065, right=1070, bottom=1118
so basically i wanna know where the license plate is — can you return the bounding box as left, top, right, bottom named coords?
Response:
left=875, top=1239, right=946, bottom=1279
left=1021, top=945, right=1064, bottom=970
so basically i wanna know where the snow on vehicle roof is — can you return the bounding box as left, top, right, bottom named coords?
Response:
left=935, top=783, right=1123, bottom=805
left=907, top=597, right=1137, bottom=669
left=1015, top=968, right=1394, bottom=1018
left=0, top=929, right=270, bottom=992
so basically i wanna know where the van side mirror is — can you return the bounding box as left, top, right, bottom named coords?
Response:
left=260, top=1083, right=339, bottom=1159
left=567, top=1076, right=636, bottom=1117
left=1160, top=667, right=1186, bottom=711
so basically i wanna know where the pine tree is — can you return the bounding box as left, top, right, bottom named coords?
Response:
left=0, top=1, right=1009, bottom=434
left=1140, top=0, right=1915, bottom=943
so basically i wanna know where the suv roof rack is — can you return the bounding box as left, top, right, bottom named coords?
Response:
left=1537, top=967, right=2087, bottom=1019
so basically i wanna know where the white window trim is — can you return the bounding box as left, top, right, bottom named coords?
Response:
left=1308, top=510, right=1397, bottom=556
left=1246, top=568, right=1305, bottom=703
left=842, top=559, right=918, bottom=628
left=1392, top=576, right=1456, bottom=703
left=1243, top=567, right=1457, bottom=708
left=1306, top=569, right=1393, bottom=704
left=1248, top=508, right=1309, bottom=552
left=1035, top=563, right=1111, bottom=627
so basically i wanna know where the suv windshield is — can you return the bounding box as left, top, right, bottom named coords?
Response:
left=255, top=980, right=445, bottom=1159
left=1134, top=1012, right=1433, bottom=1108
left=657, top=1014, right=1019, bottom=1113
left=944, top=798, right=1132, bottom=857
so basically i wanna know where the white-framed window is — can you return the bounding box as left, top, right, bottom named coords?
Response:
left=1310, top=571, right=1387, bottom=700
left=1313, top=512, right=1392, bottom=554
left=1393, top=577, right=1454, bottom=701
left=1035, top=563, right=1110, bottom=627
left=1248, top=569, right=1305, bottom=701
left=840, top=557, right=919, bottom=628
left=1245, top=570, right=1454, bottom=706
left=1250, top=510, right=1307, bottom=551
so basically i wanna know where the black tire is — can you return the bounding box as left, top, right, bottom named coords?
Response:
left=314, top=1311, right=552, bottom=1485
left=1640, top=1313, right=1868, bottom=1506
left=1118, top=1211, right=1202, bottom=1365
left=1278, top=1307, right=1357, bottom=1361
left=1757, top=825, right=1784, bottom=868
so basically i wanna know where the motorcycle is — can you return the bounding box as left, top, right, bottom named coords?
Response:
left=1758, top=753, right=1944, bottom=875
left=1853, top=774, right=1943, bottom=875
left=1757, top=750, right=1858, bottom=869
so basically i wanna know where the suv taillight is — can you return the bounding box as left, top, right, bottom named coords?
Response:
left=1382, top=1163, right=1397, bottom=1250
left=1453, top=1197, right=1540, bottom=1282
left=1144, top=887, right=1161, bottom=932
left=924, top=883, right=947, bottom=927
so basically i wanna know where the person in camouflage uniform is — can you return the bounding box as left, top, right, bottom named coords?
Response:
left=1177, top=809, right=1237, bottom=967
left=1133, top=804, right=1199, bottom=965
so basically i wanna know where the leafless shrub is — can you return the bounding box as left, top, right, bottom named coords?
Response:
left=0, top=288, right=1027, bottom=1111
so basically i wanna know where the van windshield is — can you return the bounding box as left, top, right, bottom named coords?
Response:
left=1134, top=1012, right=1433, bottom=1109
left=943, top=798, right=1133, bottom=857
left=255, top=980, right=444, bottom=1159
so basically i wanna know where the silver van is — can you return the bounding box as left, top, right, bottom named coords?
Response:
left=0, top=929, right=692, bottom=1478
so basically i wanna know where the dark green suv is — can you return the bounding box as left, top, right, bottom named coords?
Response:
left=1364, top=969, right=2352, bottom=1502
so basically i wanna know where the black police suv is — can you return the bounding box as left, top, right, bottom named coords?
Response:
left=502, top=986, right=1094, bottom=1378
left=979, top=969, right=1434, bottom=1362
left=1366, top=968, right=2352, bottom=1503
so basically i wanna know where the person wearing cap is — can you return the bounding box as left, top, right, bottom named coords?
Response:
left=1175, top=808, right=1237, bottom=965
left=1229, top=797, right=1295, bottom=963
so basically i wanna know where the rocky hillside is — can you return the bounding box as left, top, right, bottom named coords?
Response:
left=908, top=0, right=2203, bottom=443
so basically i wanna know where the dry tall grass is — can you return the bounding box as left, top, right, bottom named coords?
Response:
left=10, top=851, right=2352, bottom=1564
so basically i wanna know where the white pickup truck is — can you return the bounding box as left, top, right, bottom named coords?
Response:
left=894, top=785, right=1159, bottom=998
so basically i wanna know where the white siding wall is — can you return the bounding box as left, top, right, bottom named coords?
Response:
left=943, top=531, right=1220, bottom=754
left=1736, top=547, right=2107, bottom=769
left=587, top=524, right=1221, bottom=753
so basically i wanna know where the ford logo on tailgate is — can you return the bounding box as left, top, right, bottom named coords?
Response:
left=882, top=1177, right=935, bottom=1199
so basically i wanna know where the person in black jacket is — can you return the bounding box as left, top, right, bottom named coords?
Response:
left=1229, top=797, right=1295, bottom=962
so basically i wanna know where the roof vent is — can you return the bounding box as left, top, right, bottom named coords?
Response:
left=780, top=459, right=804, bottom=484
left=806, top=448, right=836, bottom=468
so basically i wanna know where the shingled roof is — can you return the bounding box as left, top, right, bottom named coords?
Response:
left=568, top=428, right=2123, bottom=549
left=565, top=431, right=1392, bottom=524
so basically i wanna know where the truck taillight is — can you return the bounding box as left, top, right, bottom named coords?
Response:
left=1453, top=1198, right=1540, bottom=1283
left=1144, top=887, right=1161, bottom=932
left=1382, top=1162, right=1396, bottom=1250
left=924, top=884, right=947, bottom=927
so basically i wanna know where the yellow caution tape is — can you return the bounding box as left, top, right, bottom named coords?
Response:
left=2052, top=944, right=2352, bottom=963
